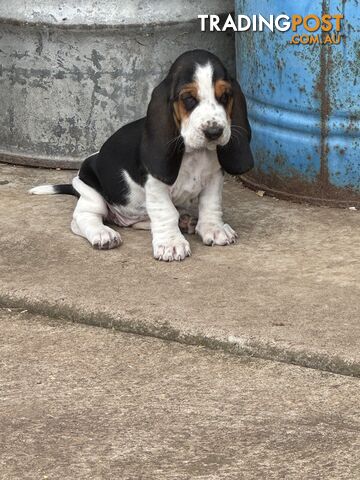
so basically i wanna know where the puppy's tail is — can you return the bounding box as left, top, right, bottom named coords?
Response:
left=29, top=184, right=79, bottom=197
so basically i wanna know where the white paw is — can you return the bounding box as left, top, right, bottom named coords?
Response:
left=153, top=236, right=191, bottom=261
left=90, top=226, right=122, bottom=250
left=179, top=213, right=198, bottom=235
left=196, top=223, right=237, bottom=246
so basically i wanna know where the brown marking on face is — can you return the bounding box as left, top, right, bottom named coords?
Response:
left=214, top=80, right=233, bottom=118
left=173, top=82, right=199, bottom=127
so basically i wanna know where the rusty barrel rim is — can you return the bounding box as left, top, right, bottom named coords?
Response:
left=240, top=175, right=360, bottom=209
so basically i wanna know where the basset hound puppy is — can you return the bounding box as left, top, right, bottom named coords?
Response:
left=30, top=49, right=254, bottom=261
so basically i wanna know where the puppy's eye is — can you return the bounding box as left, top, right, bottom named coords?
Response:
left=182, top=95, right=198, bottom=112
left=219, top=92, right=229, bottom=105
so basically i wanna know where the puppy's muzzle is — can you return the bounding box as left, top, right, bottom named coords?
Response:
left=203, top=126, right=224, bottom=141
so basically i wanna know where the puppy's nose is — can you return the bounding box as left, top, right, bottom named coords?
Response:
left=203, top=126, right=224, bottom=140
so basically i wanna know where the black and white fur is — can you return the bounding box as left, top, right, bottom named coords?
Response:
left=30, top=50, right=253, bottom=261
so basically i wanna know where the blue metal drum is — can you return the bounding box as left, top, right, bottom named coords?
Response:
left=235, top=0, right=360, bottom=206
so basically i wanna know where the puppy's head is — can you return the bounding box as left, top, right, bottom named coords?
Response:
left=141, top=50, right=254, bottom=184
left=172, top=54, right=233, bottom=151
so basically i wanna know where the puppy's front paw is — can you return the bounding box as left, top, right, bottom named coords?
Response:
left=196, top=223, right=237, bottom=246
left=153, top=235, right=191, bottom=262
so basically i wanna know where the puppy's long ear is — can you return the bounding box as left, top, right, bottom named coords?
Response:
left=141, top=79, right=184, bottom=185
left=217, top=79, right=254, bottom=175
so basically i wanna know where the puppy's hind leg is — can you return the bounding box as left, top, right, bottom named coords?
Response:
left=131, top=220, right=151, bottom=231
left=71, top=177, right=122, bottom=250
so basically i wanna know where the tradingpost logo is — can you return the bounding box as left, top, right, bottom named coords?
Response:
left=198, top=14, right=344, bottom=45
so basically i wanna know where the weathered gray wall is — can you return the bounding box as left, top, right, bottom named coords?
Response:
left=0, top=1, right=234, bottom=168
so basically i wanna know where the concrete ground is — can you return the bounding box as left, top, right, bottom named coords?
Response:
left=1, top=307, right=360, bottom=480
left=1, top=164, right=360, bottom=375
left=0, top=163, right=360, bottom=478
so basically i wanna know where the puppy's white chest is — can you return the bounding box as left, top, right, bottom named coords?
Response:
left=170, top=149, right=220, bottom=206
